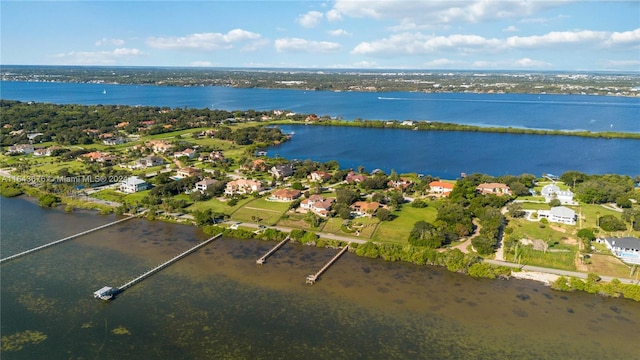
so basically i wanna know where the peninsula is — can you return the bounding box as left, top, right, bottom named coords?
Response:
left=1, top=101, right=639, bottom=301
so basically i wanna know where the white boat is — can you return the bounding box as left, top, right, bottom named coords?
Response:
left=102, top=89, right=107, bottom=95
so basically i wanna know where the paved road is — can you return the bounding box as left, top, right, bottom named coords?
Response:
left=485, top=259, right=639, bottom=285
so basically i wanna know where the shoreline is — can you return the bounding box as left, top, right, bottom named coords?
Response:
left=3, top=193, right=639, bottom=301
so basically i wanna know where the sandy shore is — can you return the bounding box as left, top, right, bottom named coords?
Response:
left=510, top=271, right=559, bottom=286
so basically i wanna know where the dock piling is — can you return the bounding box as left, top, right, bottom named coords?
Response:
left=256, top=236, right=290, bottom=265
left=306, top=245, right=349, bottom=285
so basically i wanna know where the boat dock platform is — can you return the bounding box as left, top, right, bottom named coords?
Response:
left=94, top=233, right=222, bottom=300
left=306, top=245, right=349, bottom=285
left=0, top=216, right=136, bottom=264
left=256, top=236, right=290, bottom=265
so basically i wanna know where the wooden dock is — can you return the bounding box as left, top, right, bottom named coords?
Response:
left=96, top=233, right=222, bottom=299
left=0, top=216, right=136, bottom=264
left=256, top=236, right=290, bottom=265
left=306, top=245, right=349, bottom=285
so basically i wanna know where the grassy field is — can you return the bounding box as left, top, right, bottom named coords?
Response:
left=508, top=218, right=575, bottom=244
left=514, top=246, right=577, bottom=271
left=187, top=196, right=252, bottom=215
left=372, top=205, right=438, bottom=244
left=231, top=198, right=290, bottom=225
left=586, top=254, right=634, bottom=279
left=324, top=216, right=379, bottom=238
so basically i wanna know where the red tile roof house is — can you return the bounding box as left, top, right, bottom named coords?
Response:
left=429, top=181, right=455, bottom=196
left=270, top=188, right=302, bottom=202
left=300, top=195, right=335, bottom=217
left=345, top=171, right=367, bottom=184
left=350, top=201, right=381, bottom=218
left=476, top=183, right=512, bottom=196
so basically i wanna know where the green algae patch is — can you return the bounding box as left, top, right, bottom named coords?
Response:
left=112, top=326, right=131, bottom=335
left=1, top=330, right=47, bottom=352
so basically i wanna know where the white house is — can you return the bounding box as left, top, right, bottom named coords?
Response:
left=603, top=237, right=640, bottom=265
left=7, top=144, right=34, bottom=154
left=537, top=206, right=577, bottom=225
left=540, top=184, right=574, bottom=204
left=120, top=176, right=150, bottom=194
left=195, top=178, right=219, bottom=193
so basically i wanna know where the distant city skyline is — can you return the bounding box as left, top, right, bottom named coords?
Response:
left=2, top=1, right=639, bottom=71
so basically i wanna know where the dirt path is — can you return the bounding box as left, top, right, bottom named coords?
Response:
left=452, top=219, right=481, bottom=254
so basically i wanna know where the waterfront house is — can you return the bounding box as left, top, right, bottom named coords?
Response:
left=7, top=143, right=34, bottom=154
left=224, top=179, right=263, bottom=196
left=195, top=178, right=220, bottom=193
left=270, top=164, right=294, bottom=179
left=175, top=167, right=201, bottom=179
left=429, top=181, right=454, bottom=196
left=300, top=195, right=334, bottom=217
left=540, top=184, right=575, bottom=204
left=350, top=201, right=381, bottom=218
left=345, top=171, right=367, bottom=184
left=603, top=237, right=640, bottom=265
left=120, top=176, right=151, bottom=194
left=389, top=177, right=413, bottom=190
left=476, top=183, right=512, bottom=196
left=537, top=206, right=577, bottom=225
left=271, top=188, right=302, bottom=201
left=310, top=171, right=332, bottom=182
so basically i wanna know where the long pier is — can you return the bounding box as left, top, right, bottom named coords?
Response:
left=97, top=233, right=222, bottom=299
left=256, top=236, right=290, bottom=265
left=306, top=244, right=349, bottom=285
left=0, top=216, right=136, bottom=264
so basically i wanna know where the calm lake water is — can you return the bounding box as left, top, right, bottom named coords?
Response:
left=2, top=196, right=640, bottom=359
left=268, top=125, right=640, bottom=178
left=2, top=80, right=639, bottom=178
left=2, top=80, right=639, bottom=133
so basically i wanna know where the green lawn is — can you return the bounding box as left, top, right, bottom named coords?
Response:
left=187, top=196, right=252, bottom=215
left=230, top=198, right=290, bottom=225
left=512, top=246, right=577, bottom=271
left=372, top=204, right=438, bottom=244
left=322, top=216, right=379, bottom=239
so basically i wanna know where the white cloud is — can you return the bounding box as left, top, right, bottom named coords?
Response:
left=326, top=9, right=342, bottom=22
left=190, top=61, right=213, bottom=67
left=275, top=38, right=341, bottom=53
left=424, top=58, right=461, bottom=67
left=506, top=30, right=608, bottom=48
left=330, top=0, right=566, bottom=26
left=328, top=29, right=351, bottom=37
left=352, top=32, right=501, bottom=55
left=503, top=25, right=519, bottom=32
left=603, top=59, right=640, bottom=68
left=352, top=29, right=639, bottom=57
left=608, top=28, right=640, bottom=45
left=147, top=29, right=262, bottom=51
left=471, top=58, right=552, bottom=69
left=95, top=38, right=125, bottom=46
left=297, top=11, right=324, bottom=28
left=51, top=48, right=144, bottom=65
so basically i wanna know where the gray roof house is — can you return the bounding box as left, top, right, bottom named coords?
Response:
left=270, top=164, right=294, bottom=179
left=120, top=176, right=151, bottom=194
left=537, top=206, right=577, bottom=225
left=603, top=237, right=640, bottom=265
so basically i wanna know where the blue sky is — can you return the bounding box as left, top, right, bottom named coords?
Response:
left=2, top=1, right=639, bottom=71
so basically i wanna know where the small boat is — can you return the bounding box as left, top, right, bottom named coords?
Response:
left=102, top=89, right=107, bottom=95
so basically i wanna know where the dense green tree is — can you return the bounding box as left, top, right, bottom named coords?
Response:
left=598, top=215, right=627, bottom=231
